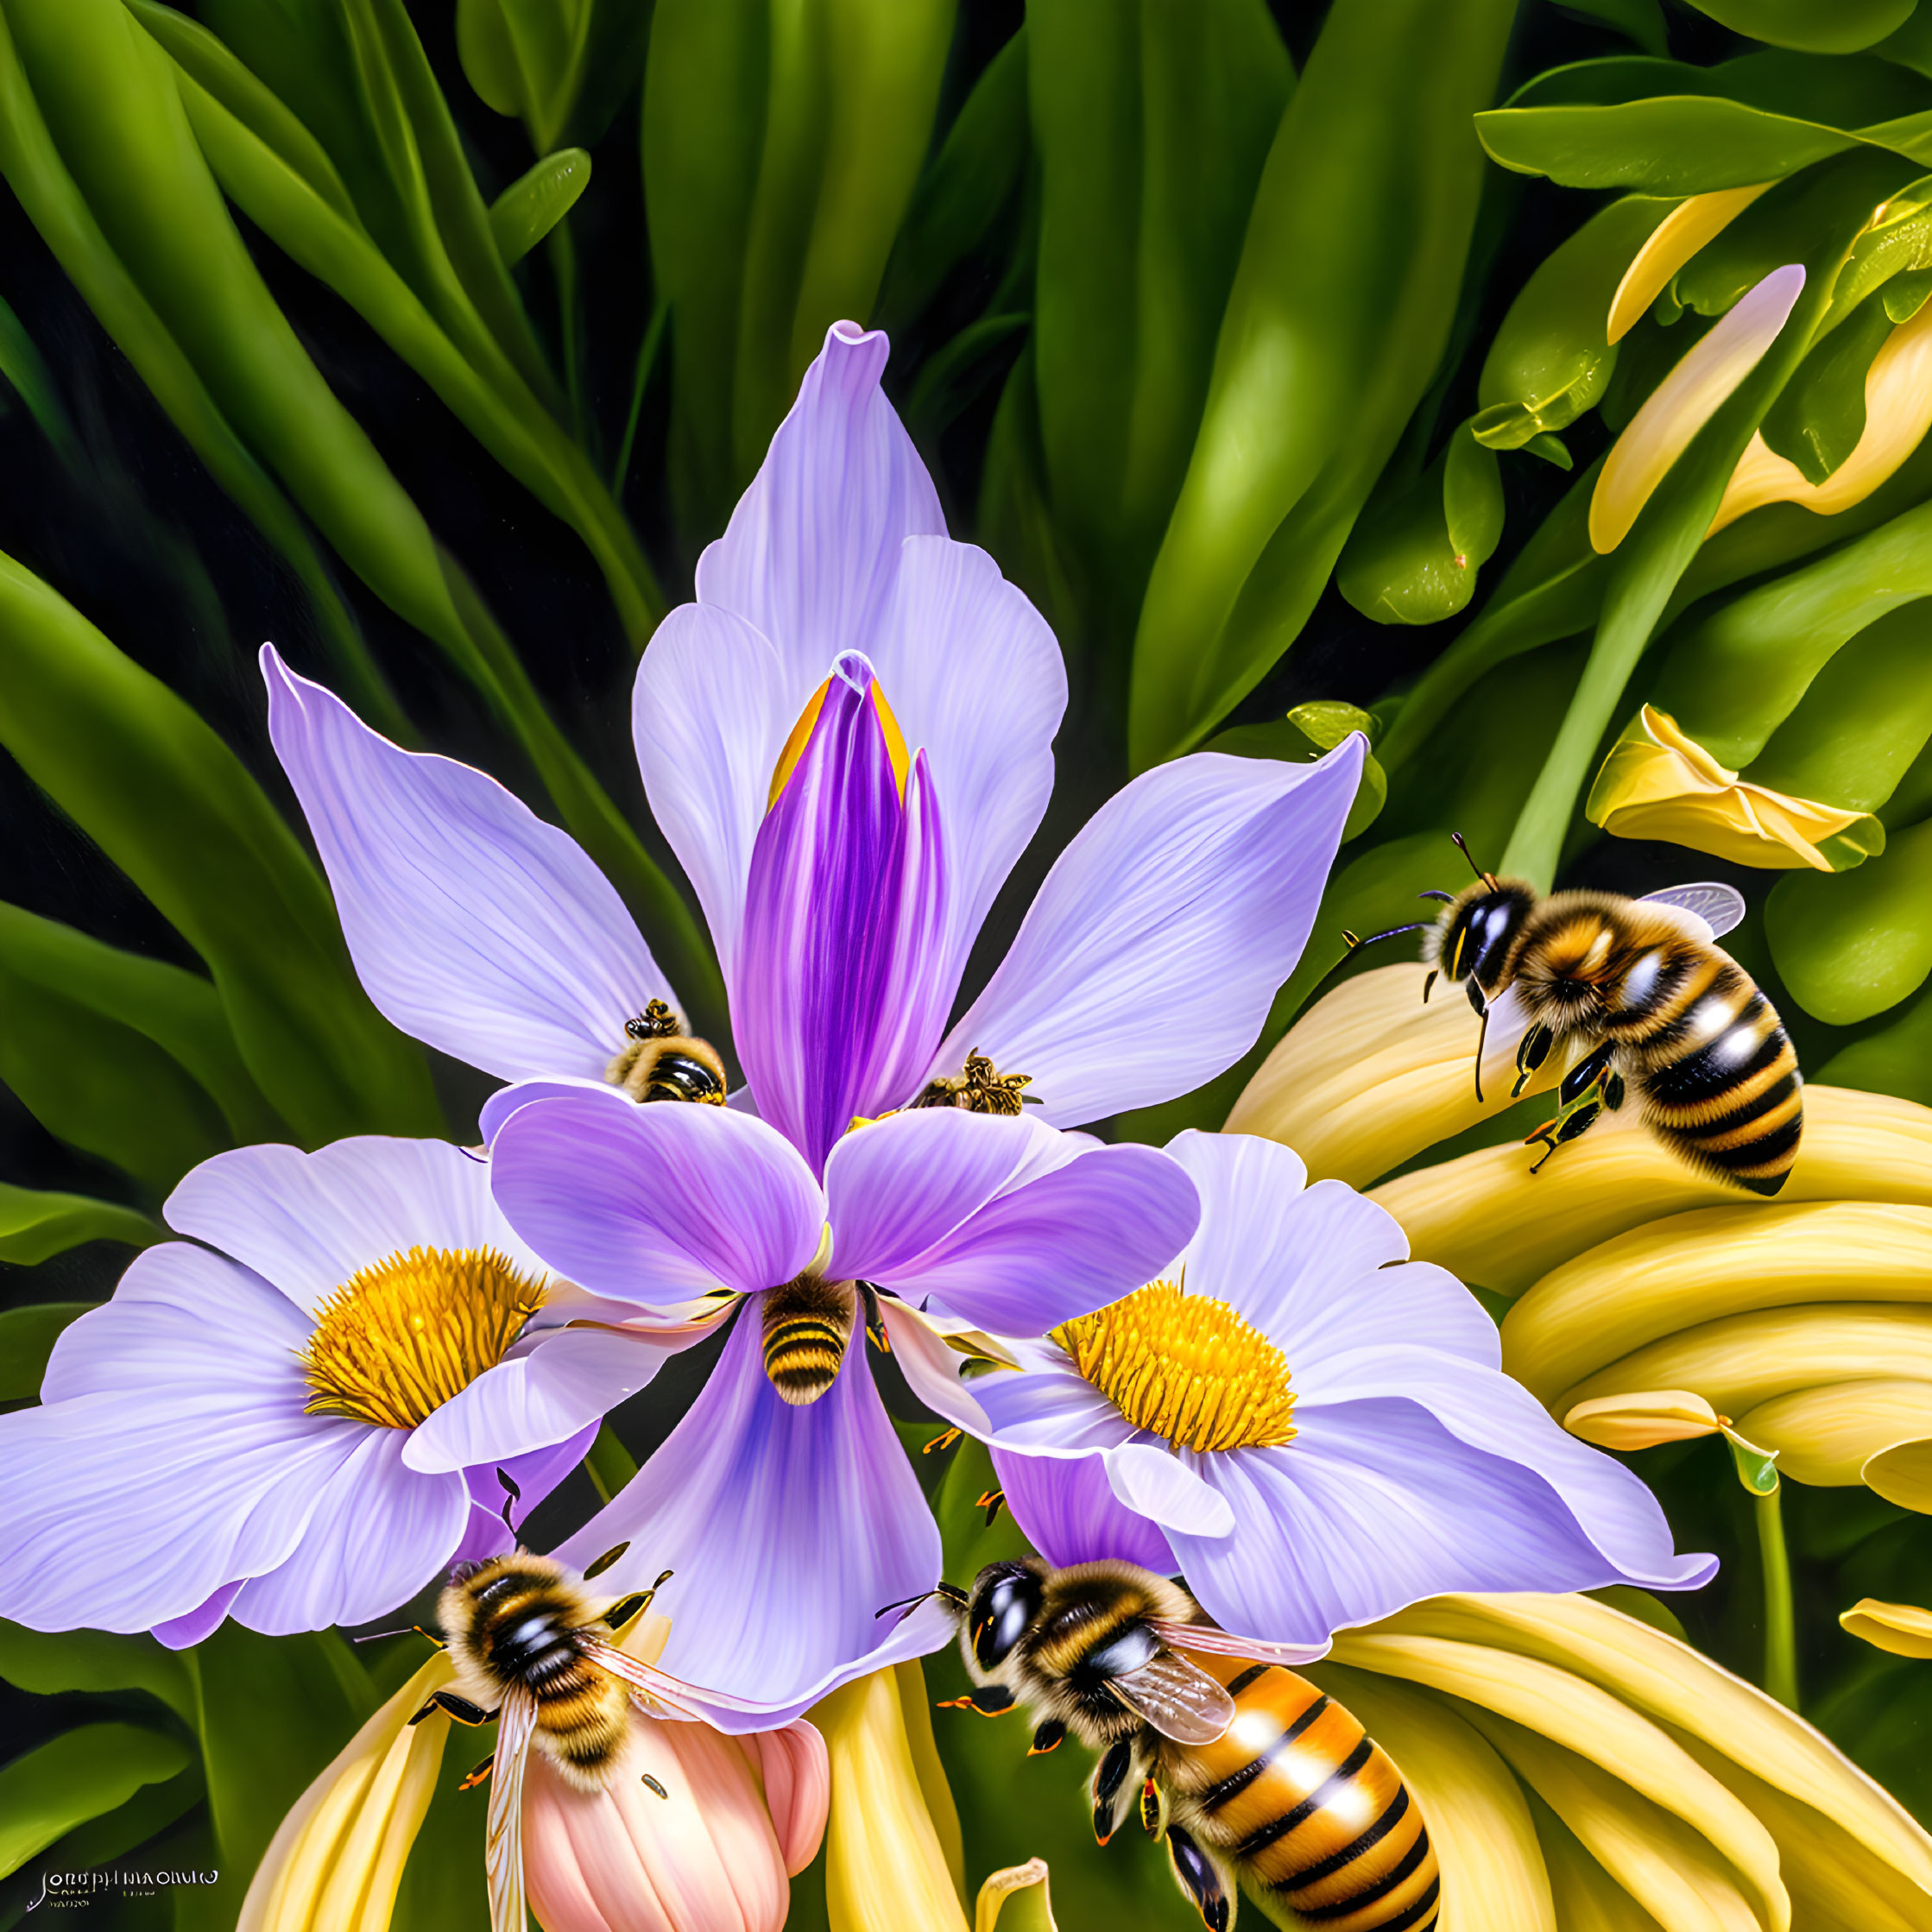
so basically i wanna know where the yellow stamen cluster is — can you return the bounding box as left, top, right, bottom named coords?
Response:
left=299, top=1246, right=546, bottom=1430
left=1053, top=1280, right=1297, bottom=1454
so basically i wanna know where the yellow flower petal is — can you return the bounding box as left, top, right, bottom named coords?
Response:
left=1862, top=1434, right=1932, bottom=1512
left=1304, top=1661, right=1556, bottom=1931
left=1327, top=1632, right=1785, bottom=1930
left=1462, top=1710, right=1771, bottom=1932
left=240, top=1651, right=454, bottom=1932
left=1539, top=1807, right=1668, bottom=1930
left=1564, top=1389, right=1725, bottom=1451
left=1501, top=1200, right=1932, bottom=1405
left=1555, top=1306, right=1932, bottom=1419
left=1225, top=962, right=1563, bottom=1188
left=1591, top=265, right=1805, bottom=553
left=818, top=1664, right=970, bottom=1932
left=1370, top=1083, right=1932, bottom=1296
left=1384, top=1594, right=1932, bottom=1897
left=1586, top=705, right=1881, bottom=871
left=1710, top=292, right=1932, bottom=534
left=896, top=1661, right=965, bottom=1898
left=1607, top=185, right=1776, bottom=344
left=974, top=1859, right=1057, bottom=1932
left=1840, top=1599, right=1932, bottom=1660
left=1733, top=1380, right=1932, bottom=1485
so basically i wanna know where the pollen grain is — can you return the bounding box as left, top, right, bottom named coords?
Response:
left=299, top=1246, right=547, bottom=1430
left=1053, top=1280, right=1297, bottom=1455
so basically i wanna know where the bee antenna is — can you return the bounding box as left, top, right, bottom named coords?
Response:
left=1417, top=889, right=1455, bottom=904
left=1449, top=831, right=1499, bottom=889
left=496, top=1467, right=522, bottom=1537
left=875, top=1582, right=969, bottom=1625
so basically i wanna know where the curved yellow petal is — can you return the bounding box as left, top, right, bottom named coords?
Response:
left=1841, top=1599, right=1932, bottom=1660
left=1305, top=1661, right=1556, bottom=1932
left=1224, top=962, right=1562, bottom=1187
left=1379, top=1594, right=1932, bottom=1897
left=1734, top=1380, right=1932, bottom=1485
left=1586, top=706, right=1880, bottom=871
left=1539, top=1803, right=1676, bottom=1929
left=240, top=1651, right=455, bottom=1932
left=1564, top=1390, right=1725, bottom=1450
left=1327, top=1633, right=1782, bottom=1927
left=1591, top=266, right=1805, bottom=553
left=1607, top=186, right=1776, bottom=344
left=1710, top=293, right=1932, bottom=534
left=818, top=1664, right=970, bottom=1932
left=1862, top=1434, right=1932, bottom=1512
left=1370, top=1085, right=1932, bottom=1296
left=974, top=1859, right=1056, bottom=1932
left=1554, top=1306, right=1932, bottom=1417
left=1501, top=1201, right=1932, bottom=1403
left=1465, top=1711, right=1772, bottom=1932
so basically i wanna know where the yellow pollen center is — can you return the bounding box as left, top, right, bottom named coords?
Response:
left=767, top=675, right=912, bottom=809
left=1053, top=1280, right=1297, bottom=1454
left=299, top=1246, right=547, bottom=1430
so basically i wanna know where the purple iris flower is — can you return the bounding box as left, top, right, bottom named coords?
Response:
left=261, top=319, right=1362, bottom=1160
left=0, top=1139, right=688, bottom=1647
left=485, top=1090, right=1200, bottom=1725
left=919, top=1131, right=1717, bottom=1650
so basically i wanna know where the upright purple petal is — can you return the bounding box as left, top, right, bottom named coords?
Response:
left=263, top=646, right=670, bottom=1083
left=737, top=655, right=952, bottom=1166
left=866, top=539, right=1065, bottom=984
left=939, top=740, right=1365, bottom=1127
left=1164, top=1131, right=1500, bottom=1369
left=993, top=1448, right=1173, bottom=1572
left=164, top=1136, right=539, bottom=1317
left=489, top=1091, right=824, bottom=1305
left=633, top=603, right=799, bottom=983
left=824, top=1111, right=1198, bottom=1335
left=696, top=321, right=944, bottom=686
left=554, top=1312, right=942, bottom=1722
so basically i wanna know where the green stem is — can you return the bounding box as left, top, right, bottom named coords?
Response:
left=584, top=1423, right=639, bottom=1506
left=549, top=217, right=586, bottom=451
left=611, top=298, right=668, bottom=496
left=1756, top=1485, right=1799, bottom=1711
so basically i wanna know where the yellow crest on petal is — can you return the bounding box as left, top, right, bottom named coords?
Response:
left=1587, top=704, right=1884, bottom=871
left=768, top=674, right=912, bottom=811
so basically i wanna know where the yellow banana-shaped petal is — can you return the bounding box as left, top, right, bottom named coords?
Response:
left=1607, top=185, right=1776, bottom=344
left=1564, top=1389, right=1726, bottom=1450
left=1841, top=1599, right=1932, bottom=1660
left=974, top=1860, right=1057, bottom=1932
left=1734, top=1379, right=1932, bottom=1485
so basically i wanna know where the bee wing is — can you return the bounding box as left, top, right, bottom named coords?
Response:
left=578, top=1635, right=792, bottom=1722
left=1102, top=1651, right=1237, bottom=1745
left=1146, top=1619, right=1333, bottom=1668
left=1641, top=882, right=1746, bottom=942
left=485, top=1686, right=536, bottom=1932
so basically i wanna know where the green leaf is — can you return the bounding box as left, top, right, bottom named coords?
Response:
left=584, top=1421, right=637, bottom=1506
left=0, top=1301, right=97, bottom=1401
left=1444, top=423, right=1506, bottom=561
left=0, top=1724, right=192, bottom=1878
left=0, top=291, right=76, bottom=463
left=0, top=903, right=284, bottom=1144
left=1767, top=814, right=1932, bottom=1022
left=1764, top=286, right=1893, bottom=484
left=1524, top=431, right=1575, bottom=468
left=1550, top=0, right=1670, bottom=55
left=1682, top=0, right=1917, bottom=54
left=1885, top=263, right=1932, bottom=319
left=0, top=1190, right=156, bottom=1270
left=488, top=146, right=590, bottom=265
left=0, top=1623, right=196, bottom=1725
left=41, top=1762, right=205, bottom=1883
left=1338, top=423, right=1503, bottom=628
left=0, top=548, right=440, bottom=1144
left=1726, top=1430, right=1783, bottom=1494
left=903, top=313, right=1030, bottom=441
left=1817, top=976, right=1932, bottom=1103
left=456, top=0, right=526, bottom=118
left=875, top=28, right=1031, bottom=333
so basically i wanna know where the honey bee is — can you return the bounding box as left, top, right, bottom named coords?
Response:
left=909, top=1051, right=1036, bottom=1115
left=606, top=999, right=729, bottom=1105
left=1413, top=838, right=1800, bottom=1196
left=931, top=1558, right=1439, bottom=1932
left=405, top=1544, right=759, bottom=1932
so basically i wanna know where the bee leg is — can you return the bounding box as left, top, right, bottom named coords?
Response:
left=457, top=1753, right=495, bottom=1791
left=976, top=1488, right=1007, bottom=1527
left=1165, top=1825, right=1234, bottom=1932
left=412, top=1691, right=496, bottom=1727
left=1557, top=1040, right=1618, bottom=1108
left=1512, top=1024, right=1556, bottom=1098
left=1139, top=1774, right=1167, bottom=1838
left=1525, top=1098, right=1605, bottom=1174
left=1091, top=1737, right=1135, bottom=1845
left=936, top=1684, right=1015, bottom=1716
left=1028, top=1720, right=1066, bottom=1757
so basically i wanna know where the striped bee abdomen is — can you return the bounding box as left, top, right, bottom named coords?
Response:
left=1176, top=1658, right=1439, bottom=1932
left=1638, top=967, right=1803, bottom=1197
left=760, top=1277, right=858, bottom=1405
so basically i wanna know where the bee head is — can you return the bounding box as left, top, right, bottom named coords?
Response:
left=1429, top=880, right=1537, bottom=1003
left=964, top=1558, right=1046, bottom=1671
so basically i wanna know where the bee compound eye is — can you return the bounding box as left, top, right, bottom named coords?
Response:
left=970, top=1566, right=1043, bottom=1670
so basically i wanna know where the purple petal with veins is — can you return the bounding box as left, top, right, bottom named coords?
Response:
left=738, top=653, right=951, bottom=1170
